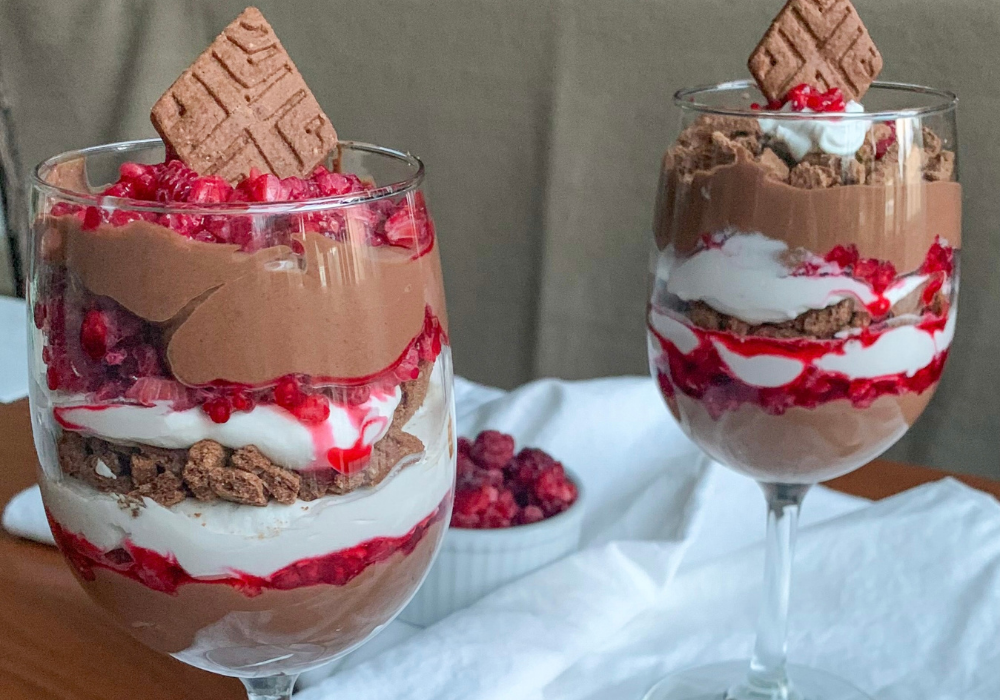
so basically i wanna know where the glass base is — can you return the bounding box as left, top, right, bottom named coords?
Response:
left=643, top=661, right=872, bottom=700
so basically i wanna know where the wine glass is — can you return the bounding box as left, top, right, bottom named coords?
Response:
left=647, top=81, right=959, bottom=699
left=27, top=139, right=455, bottom=700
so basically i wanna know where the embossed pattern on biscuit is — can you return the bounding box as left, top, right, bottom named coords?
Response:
left=748, top=0, right=883, bottom=103
left=151, top=7, right=337, bottom=181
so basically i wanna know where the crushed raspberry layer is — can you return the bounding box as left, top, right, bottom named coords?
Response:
left=751, top=83, right=847, bottom=112
left=50, top=160, right=434, bottom=254
left=649, top=313, right=948, bottom=420
left=452, top=431, right=578, bottom=529
left=37, top=271, right=446, bottom=424
left=48, top=501, right=446, bottom=597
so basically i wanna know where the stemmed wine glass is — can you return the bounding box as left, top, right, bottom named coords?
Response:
left=646, top=81, right=960, bottom=699
left=27, top=138, right=455, bottom=700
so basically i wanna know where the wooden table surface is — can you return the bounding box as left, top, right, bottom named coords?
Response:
left=1, top=398, right=998, bottom=700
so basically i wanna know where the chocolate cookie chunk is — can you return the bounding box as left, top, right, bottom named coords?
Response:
left=748, top=0, right=882, bottom=103
left=150, top=7, right=338, bottom=182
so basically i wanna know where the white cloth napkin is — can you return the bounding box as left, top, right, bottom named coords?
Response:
left=6, top=371, right=997, bottom=698
left=0, top=296, right=29, bottom=403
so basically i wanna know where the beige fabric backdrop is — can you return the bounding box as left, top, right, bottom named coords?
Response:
left=0, top=0, right=996, bottom=477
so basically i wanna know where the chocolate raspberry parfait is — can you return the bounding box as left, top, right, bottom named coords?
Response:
left=26, top=8, right=454, bottom=693
left=644, top=2, right=960, bottom=699
left=649, top=83, right=960, bottom=482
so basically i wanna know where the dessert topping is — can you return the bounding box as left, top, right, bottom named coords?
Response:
left=748, top=0, right=882, bottom=103
left=150, top=7, right=337, bottom=182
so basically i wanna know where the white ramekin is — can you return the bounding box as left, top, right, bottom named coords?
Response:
left=399, top=472, right=585, bottom=627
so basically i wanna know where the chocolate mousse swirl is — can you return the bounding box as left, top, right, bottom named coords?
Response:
left=55, top=217, right=447, bottom=386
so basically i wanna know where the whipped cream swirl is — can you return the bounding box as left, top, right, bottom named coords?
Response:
left=758, top=101, right=869, bottom=160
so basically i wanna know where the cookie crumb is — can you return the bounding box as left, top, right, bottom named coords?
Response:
left=183, top=440, right=227, bottom=501
left=209, top=468, right=268, bottom=506
left=132, top=472, right=186, bottom=507
left=130, top=454, right=159, bottom=486
left=758, top=148, right=790, bottom=182
left=231, top=446, right=301, bottom=505
left=789, top=162, right=838, bottom=189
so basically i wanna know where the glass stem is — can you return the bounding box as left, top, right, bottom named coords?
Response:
left=242, top=675, right=298, bottom=700
left=729, top=482, right=810, bottom=700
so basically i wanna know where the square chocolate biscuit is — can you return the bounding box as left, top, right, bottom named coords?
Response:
left=748, top=0, right=883, bottom=103
left=151, top=7, right=337, bottom=181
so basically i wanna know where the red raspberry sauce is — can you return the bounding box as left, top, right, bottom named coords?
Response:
left=648, top=319, right=947, bottom=419
left=47, top=500, right=447, bottom=597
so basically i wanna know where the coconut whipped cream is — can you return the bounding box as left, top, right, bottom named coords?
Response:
left=54, top=388, right=402, bottom=471
left=758, top=101, right=869, bottom=160
left=660, top=235, right=929, bottom=325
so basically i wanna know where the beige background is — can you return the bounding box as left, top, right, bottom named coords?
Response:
left=0, top=0, right=996, bottom=477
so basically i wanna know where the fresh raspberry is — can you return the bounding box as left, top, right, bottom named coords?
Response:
left=273, top=376, right=304, bottom=410
left=204, top=397, right=232, bottom=424
left=920, top=238, right=954, bottom=276
left=394, top=344, right=421, bottom=382
left=231, top=391, right=255, bottom=413
left=853, top=258, right=897, bottom=294
left=921, top=275, right=945, bottom=307
left=157, top=213, right=201, bottom=237
left=125, top=377, right=192, bottom=407
left=507, top=447, right=557, bottom=487
left=518, top=505, right=545, bottom=525
left=382, top=192, right=433, bottom=250
left=33, top=301, right=47, bottom=330
left=313, top=169, right=355, bottom=196
left=79, top=309, right=108, bottom=361
left=154, top=160, right=198, bottom=203
left=469, top=430, right=515, bottom=470
left=456, top=452, right=479, bottom=482
left=292, top=394, right=331, bottom=424
left=451, top=512, right=481, bottom=528
left=189, top=176, right=233, bottom=204
left=453, top=481, right=498, bottom=518
left=130, top=343, right=163, bottom=377
left=46, top=365, right=60, bottom=391
left=824, top=244, right=860, bottom=270
left=875, top=123, right=897, bottom=160
left=451, top=430, right=577, bottom=529
left=535, top=465, right=577, bottom=516
left=50, top=202, right=84, bottom=219
left=82, top=207, right=105, bottom=230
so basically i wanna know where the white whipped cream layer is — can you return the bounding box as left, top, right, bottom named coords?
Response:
left=54, top=388, right=401, bottom=471
left=43, top=356, right=454, bottom=578
left=650, top=309, right=954, bottom=388
left=758, top=101, right=869, bottom=160
left=660, top=235, right=928, bottom=325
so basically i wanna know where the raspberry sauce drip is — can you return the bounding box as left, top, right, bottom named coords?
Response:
left=649, top=320, right=947, bottom=419
left=48, top=501, right=446, bottom=597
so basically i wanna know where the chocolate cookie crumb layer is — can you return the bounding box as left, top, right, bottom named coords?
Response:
left=669, top=115, right=955, bottom=189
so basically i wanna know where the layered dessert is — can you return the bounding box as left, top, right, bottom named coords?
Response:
left=647, top=4, right=960, bottom=483
left=29, top=7, right=453, bottom=677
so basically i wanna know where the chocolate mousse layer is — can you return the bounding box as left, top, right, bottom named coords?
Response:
left=76, top=518, right=445, bottom=677
left=654, top=117, right=961, bottom=273
left=672, top=389, right=934, bottom=483
left=54, top=217, right=447, bottom=386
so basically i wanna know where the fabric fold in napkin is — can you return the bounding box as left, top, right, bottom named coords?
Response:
left=5, top=372, right=997, bottom=699
left=0, top=297, right=29, bottom=403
